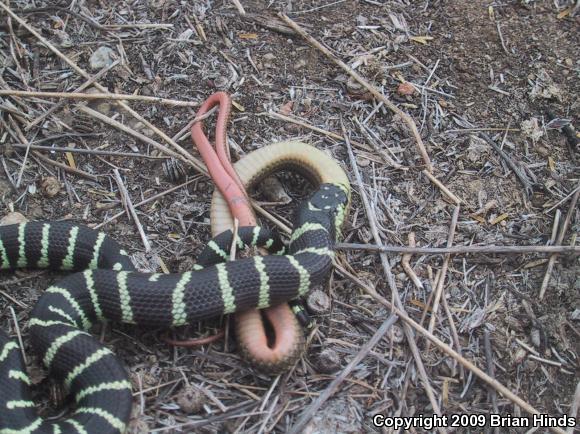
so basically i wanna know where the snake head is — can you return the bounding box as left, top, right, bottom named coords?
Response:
left=297, top=183, right=350, bottom=242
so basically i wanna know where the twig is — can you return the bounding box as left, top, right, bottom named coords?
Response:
left=11, top=143, right=168, bottom=159
left=477, top=132, right=535, bottom=195
left=539, top=188, right=580, bottom=299
left=0, top=89, right=199, bottom=107
left=445, top=127, right=520, bottom=133
left=25, top=60, right=120, bottom=131
left=495, top=22, right=510, bottom=55
left=0, top=288, right=27, bottom=308
left=113, top=169, right=151, bottom=252
left=441, top=292, right=464, bottom=379
left=279, top=14, right=432, bottom=171
left=287, top=315, right=398, bottom=434
left=229, top=218, right=239, bottom=260
left=102, top=23, right=174, bottom=30
left=335, top=243, right=580, bottom=255
left=401, top=232, right=424, bottom=290
left=16, top=6, right=108, bottom=30
left=94, top=178, right=199, bottom=229
left=31, top=151, right=98, bottom=182
left=7, top=116, right=98, bottom=182
left=545, top=183, right=580, bottom=214
left=230, top=0, right=246, bottom=14
left=7, top=117, right=31, bottom=188
left=353, top=117, right=405, bottom=169
left=171, top=106, right=218, bottom=142
left=9, top=306, right=27, bottom=364
left=341, top=121, right=444, bottom=427
left=77, top=105, right=207, bottom=175
left=427, top=205, right=460, bottom=338
left=422, top=169, right=462, bottom=205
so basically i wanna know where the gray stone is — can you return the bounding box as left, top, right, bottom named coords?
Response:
left=90, top=46, right=116, bottom=70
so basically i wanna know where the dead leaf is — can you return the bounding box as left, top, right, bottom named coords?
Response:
left=409, top=36, right=433, bottom=45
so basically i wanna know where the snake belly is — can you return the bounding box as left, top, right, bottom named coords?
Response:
left=0, top=179, right=350, bottom=433
left=210, top=141, right=352, bottom=372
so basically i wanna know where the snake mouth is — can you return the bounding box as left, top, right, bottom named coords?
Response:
left=260, top=310, right=277, bottom=349
left=234, top=304, right=305, bottom=373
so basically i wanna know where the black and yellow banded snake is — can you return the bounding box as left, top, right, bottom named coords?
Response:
left=0, top=140, right=350, bottom=433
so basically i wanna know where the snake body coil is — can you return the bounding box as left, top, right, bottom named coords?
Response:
left=0, top=142, right=350, bottom=434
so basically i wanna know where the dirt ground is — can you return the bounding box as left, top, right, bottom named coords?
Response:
left=0, top=1, right=579, bottom=433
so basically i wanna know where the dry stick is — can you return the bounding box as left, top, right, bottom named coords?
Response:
left=539, top=188, right=580, bottom=299
left=230, top=0, right=246, bottom=14
left=32, top=151, right=98, bottom=182
left=401, top=232, right=424, bottom=290
left=102, top=23, right=174, bottom=30
left=545, top=183, right=580, bottom=214
left=279, top=13, right=432, bottom=172
left=335, top=243, right=580, bottom=255
left=263, top=111, right=374, bottom=153
left=9, top=306, right=27, bottom=364
left=112, top=169, right=151, bottom=252
left=171, top=106, right=218, bottom=142
left=440, top=294, right=464, bottom=380
left=7, top=116, right=32, bottom=188
left=25, top=60, right=120, bottom=131
left=0, top=3, right=206, bottom=175
left=427, top=205, right=460, bottom=339
left=336, top=269, right=567, bottom=434
left=77, top=105, right=207, bottom=176
left=0, top=89, right=199, bottom=107
left=341, top=124, right=444, bottom=428
left=8, top=115, right=98, bottom=182
left=422, top=169, right=462, bottom=205
left=288, top=315, right=398, bottom=434
left=11, top=143, right=168, bottom=159
left=477, top=132, right=534, bottom=194
left=94, top=178, right=199, bottom=230
left=353, top=116, right=405, bottom=169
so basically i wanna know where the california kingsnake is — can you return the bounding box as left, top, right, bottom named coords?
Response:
left=0, top=148, right=350, bottom=433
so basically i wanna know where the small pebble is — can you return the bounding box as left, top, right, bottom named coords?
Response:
left=317, top=348, right=341, bottom=373
left=89, top=46, right=116, bottom=70
left=40, top=176, right=61, bottom=198
left=306, top=289, right=331, bottom=314
left=176, top=385, right=206, bottom=414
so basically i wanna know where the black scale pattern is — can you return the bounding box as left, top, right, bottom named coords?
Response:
left=0, top=183, right=349, bottom=434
